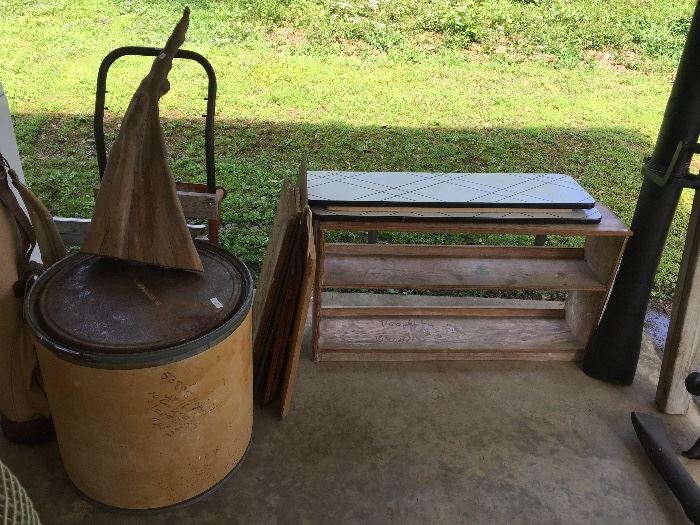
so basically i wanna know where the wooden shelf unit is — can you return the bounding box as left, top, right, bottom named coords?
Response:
left=311, top=203, right=632, bottom=362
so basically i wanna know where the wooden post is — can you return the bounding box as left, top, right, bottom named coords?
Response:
left=656, top=192, right=700, bottom=414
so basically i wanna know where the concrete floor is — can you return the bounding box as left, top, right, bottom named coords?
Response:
left=2, top=294, right=700, bottom=524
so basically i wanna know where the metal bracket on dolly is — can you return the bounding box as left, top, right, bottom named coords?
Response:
left=643, top=141, right=700, bottom=188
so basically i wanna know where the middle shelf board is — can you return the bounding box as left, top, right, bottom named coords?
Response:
left=322, top=244, right=607, bottom=291
left=317, top=305, right=584, bottom=361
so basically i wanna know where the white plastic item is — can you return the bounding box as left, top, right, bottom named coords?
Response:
left=0, top=83, right=24, bottom=181
left=0, top=459, right=41, bottom=525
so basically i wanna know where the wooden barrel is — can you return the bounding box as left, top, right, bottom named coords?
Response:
left=24, top=242, right=253, bottom=510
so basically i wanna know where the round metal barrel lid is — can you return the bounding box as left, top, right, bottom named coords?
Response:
left=25, top=242, right=253, bottom=369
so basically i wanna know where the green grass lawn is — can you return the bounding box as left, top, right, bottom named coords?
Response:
left=1, top=0, right=697, bottom=299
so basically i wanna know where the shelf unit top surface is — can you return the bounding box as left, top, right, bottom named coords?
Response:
left=315, top=203, right=631, bottom=236
left=313, top=205, right=602, bottom=224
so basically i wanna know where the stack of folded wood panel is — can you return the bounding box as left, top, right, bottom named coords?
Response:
left=253, top=170, right=315, bottom=417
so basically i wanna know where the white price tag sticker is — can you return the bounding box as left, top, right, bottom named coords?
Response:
left=210, top=297, right=223, bottom=309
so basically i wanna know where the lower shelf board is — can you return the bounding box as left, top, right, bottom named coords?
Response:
left=317, top=306, right=584, bottom=361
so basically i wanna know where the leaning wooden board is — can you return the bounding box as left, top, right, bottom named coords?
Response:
left=280, top=207, right=316, bottom=416
left=252, top=179, right=300, bottom=368
left=261, top=212, right=306, bottom=404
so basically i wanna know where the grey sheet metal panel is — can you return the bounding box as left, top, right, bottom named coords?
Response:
left=307, top=171, right=596, bottom=209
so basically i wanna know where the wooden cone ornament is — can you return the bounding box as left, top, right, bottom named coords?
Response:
left=82, top=7, right=203, bottom=272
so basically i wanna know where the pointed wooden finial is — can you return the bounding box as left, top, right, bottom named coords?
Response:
left=82, top=7, right=204, bottom=272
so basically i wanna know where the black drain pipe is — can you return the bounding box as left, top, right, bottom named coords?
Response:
left=583, top=0, right=700, bottom=384
left=631, top=412, right=700, bottom=524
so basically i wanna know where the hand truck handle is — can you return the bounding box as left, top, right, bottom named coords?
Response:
left=94, top=46, right=217, bottom=194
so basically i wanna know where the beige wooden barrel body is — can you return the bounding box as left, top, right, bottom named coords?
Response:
left=36, top=311, right=252, bottom=510
left=25, top=243, right=254, bottom=510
